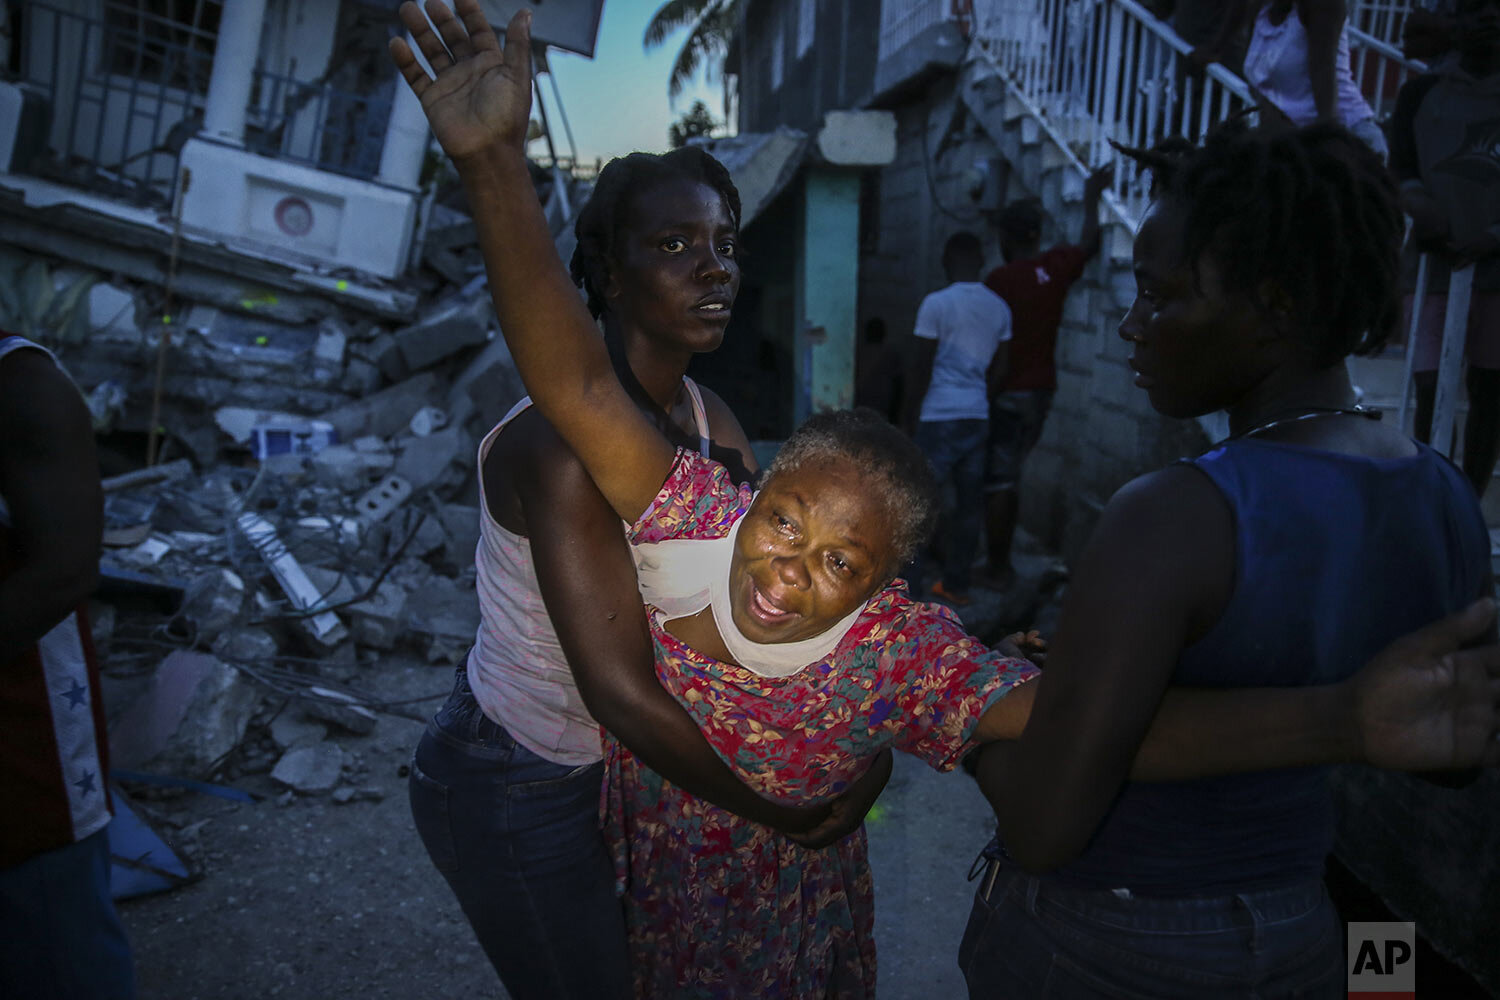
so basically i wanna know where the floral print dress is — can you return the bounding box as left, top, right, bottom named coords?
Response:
left=605, top=449, right=1038, bottom=999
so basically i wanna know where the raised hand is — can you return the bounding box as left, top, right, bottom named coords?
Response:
left=1352, top=598, right=1500, bottom=772
left=390, top=0, right=532, bottom=165
left=1084, top=163, right=1115, bottom=197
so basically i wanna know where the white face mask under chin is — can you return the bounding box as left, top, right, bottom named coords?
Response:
left=631, top=514, right=869, bottom=678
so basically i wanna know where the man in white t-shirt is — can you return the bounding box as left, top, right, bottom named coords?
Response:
left=902, top=232, right=1012, bottom=604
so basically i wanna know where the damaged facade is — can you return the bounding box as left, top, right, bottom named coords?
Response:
left=0, top=0, right=570, bottom=827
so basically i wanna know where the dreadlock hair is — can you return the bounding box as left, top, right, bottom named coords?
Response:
left=765, top=408, right=939, bottom=575
left=1116, top=119, right=1403, bottom=367
left=569, top=147, right=743, bottom=319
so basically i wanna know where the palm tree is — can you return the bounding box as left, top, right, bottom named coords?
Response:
left=643, top=0, right=742, bottom=99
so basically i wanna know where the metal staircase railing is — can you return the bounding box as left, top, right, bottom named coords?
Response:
left=966, top=0, right=1472, bottom=456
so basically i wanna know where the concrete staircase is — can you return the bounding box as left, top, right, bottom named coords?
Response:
left=960, top=56, right=1500, bottom=571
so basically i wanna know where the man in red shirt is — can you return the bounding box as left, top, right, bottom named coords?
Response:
left=981, top=165, right=1111, bottom=585
left=1, top=333, right=134, bottom=998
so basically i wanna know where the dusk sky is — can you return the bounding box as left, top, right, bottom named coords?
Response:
left=540, top=0, right=733, bottom=166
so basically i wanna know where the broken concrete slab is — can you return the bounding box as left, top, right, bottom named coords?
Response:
left=392, top=294, right=492, bottom=372
left=408, top=406, right=447, bottom=437
left=340, top=353, right=383, bottom=396
left=270, top=743, right=344, bottom=795
left=353, top=476, right=412, bottom=524
left=87, top=280, right=139, bottom=336
left=180, top=568, right=246, bottom=641
left=212, top=627, right=280, bottom=665
left=320, top=371, right=440, bottom=442
left=405, top=575, right=480, bottom=665
left=447, top=335, right=526, bottom=431
left=393, top=424, right=468, bottom=494
left=303, top=687, right=379, bottom=736
left=109, top=651, right=260, bottom=778
left=269, top=711, right=328, bottom=751
left=313, top=323, right=347, bottom=366
left=307, top=443, right=393, bottom=492
left=396, top=509, right=447, bottom=559
left=346, top=578, right=409, bottom=650
left=184, top=305, right=319, bottom=370
left=351, top=435, right=389, bottom=454
left=438, top=504, right=481, bottom=566
left=302, top=566, right=365, bottom=610
left=87, top=600, right=117, bottom=646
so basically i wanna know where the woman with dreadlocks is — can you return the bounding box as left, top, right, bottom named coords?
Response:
left=403, top=87, right=891, bottom=1000
left=392, top=8, right=1500, bottom=997
left=959, top=122, right=1492, bottom=997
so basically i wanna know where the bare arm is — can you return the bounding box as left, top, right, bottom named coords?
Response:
left=0, top=349, right=102, bottom=664
left=508, top=424, right=836, bottom=831
left=1078, top=164, right=1113, bottom=260
left=1299, top=0, right=1347, bottom=123
left=392, top=2, right=673, bottom=523
left=967, top=467, right=1500, bottom=870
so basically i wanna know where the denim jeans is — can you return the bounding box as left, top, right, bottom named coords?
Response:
left=409, top=668, right=629, bottom=1000
left=0, top=827, right=135, bottom=999
left=914, top=418, right=989, bottom=592
left=958, top=862, right=1343, bottom=999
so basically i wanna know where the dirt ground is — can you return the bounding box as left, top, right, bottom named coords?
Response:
left=111, top=649, right=999, bottom=1000
left=115, top=655, right=500, bottom=1000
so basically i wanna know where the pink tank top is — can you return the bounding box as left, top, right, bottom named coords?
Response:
left=466, top=380, right=712, bottom=765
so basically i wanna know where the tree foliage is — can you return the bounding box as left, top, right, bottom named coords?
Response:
left=668, top=100, right=720, bottom=148
left=643, top=0, right=741, bottom=98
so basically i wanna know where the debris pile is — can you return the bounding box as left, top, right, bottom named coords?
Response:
left=0, top=198, right=545, bottom=825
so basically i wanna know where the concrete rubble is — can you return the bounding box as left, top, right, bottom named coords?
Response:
left=12, top=215, right=527, bottom=802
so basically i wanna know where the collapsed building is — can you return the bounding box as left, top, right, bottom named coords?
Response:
left=0, top=0, right=607, bottom=807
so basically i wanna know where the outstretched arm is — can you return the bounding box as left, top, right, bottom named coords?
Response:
left=512, top=423, right=856, bottom=834
left=967, top=466, right=1500, bottom=870
left=1300, top=0, right=1347, bottom=124
left=391, top=2, right=673, bottom=522
left=1078, top=164, right=1113, bottom=260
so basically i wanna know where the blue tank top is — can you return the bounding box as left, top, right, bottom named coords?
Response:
left=1041, top=437, right=1490, bottom=895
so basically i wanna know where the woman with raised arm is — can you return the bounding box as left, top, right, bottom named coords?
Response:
left=391, top=6, right=1500, bottom=998
left=400, top=28, right=887, bottom=1000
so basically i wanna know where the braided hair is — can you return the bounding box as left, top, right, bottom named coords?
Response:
left=1118, top=120, right=1403, bottom=367
left=766, top=408, right=939, bottom=574
left=569, top=147, right=743, bottom=319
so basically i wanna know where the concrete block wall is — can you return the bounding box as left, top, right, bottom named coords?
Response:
left=859, top=60, right=1210, bottom=560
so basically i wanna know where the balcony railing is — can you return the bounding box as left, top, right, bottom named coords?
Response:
left=972, top=0, right=1254, bottom=224
left=17, top=0, right=215, bottom=204
left=244, top=72, right=391, bottom=183
left=12, top=0, right=389, bottom=206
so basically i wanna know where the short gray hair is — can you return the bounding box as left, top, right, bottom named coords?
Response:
left=764, top=408, right=938, bottom=574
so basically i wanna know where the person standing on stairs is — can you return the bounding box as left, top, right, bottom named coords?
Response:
left=903, top=232, right=1013, bottom=606
left=979, top=165, right=1112, bottom=588
left=1396, top=0, right=1500, bottom=497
